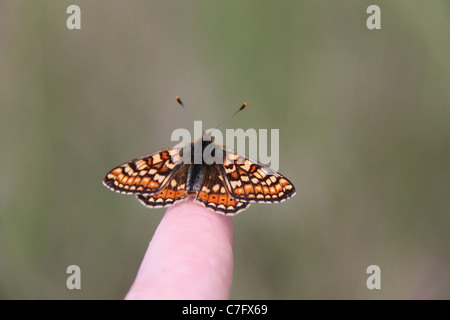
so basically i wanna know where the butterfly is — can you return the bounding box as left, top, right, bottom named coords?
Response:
left=102, top=100, right=296, bottom=215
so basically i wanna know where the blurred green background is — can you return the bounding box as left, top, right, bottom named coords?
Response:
left=0, top=0, right=448, bottom=299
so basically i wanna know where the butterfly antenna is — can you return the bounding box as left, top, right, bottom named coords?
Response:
left=215, top=102, right=247, bottom=129
left=175, top=96, right=196, bottom=121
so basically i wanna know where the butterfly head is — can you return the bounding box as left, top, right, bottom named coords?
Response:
left=202, top=129, right=216, bottom=143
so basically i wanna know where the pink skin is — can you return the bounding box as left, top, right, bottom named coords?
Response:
left=125, top=198, right=234, bottom=300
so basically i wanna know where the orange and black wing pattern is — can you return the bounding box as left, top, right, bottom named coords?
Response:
left=136, top=163, right=188, bottom=208
left=194, top=165, right=250, bottom=215
left=220, top=149, right=296, bottom=204
left=102, top=149, right=180, bottom=195
left=103, top=142, right=296, bottom=215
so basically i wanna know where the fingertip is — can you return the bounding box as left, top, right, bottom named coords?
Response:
left=165, top=199, right=234, bottom=245
left=126, top=198, right=234, bottom=300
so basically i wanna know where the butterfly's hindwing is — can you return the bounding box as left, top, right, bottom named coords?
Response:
left=194, top=165, right=250, bottom=215
left=136, top=163, right=188, bottom=208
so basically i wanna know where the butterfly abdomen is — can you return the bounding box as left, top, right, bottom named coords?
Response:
left=186, top=164, right=206, bottom=193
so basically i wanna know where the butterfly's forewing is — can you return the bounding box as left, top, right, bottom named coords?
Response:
left=103, top=148, right=180, bottom=195
left=219, top=146, right=296, bottom=203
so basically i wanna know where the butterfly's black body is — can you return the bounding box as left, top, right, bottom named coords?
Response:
left=186, top=164, right=206, bottom=194
left=182, top=138, right=215, bottom=194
